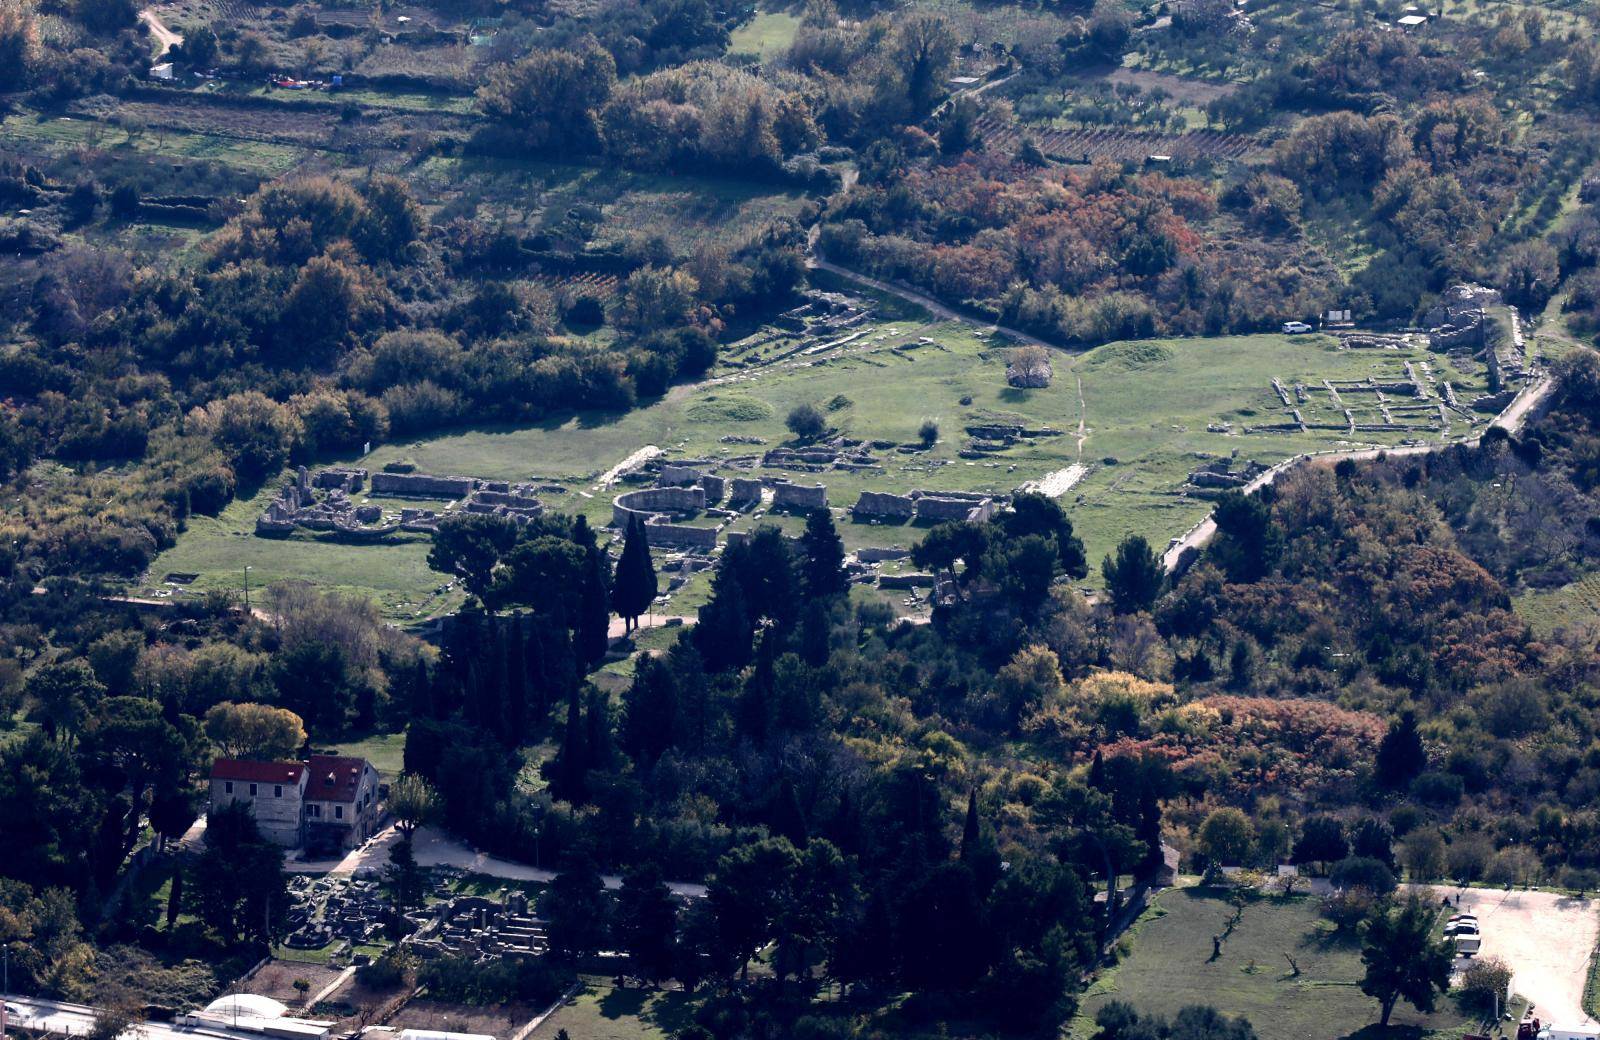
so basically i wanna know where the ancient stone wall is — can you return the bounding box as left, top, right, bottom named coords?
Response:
left=853, top=491, right=915, bottom=519
left=612, top=486, right=707, bottom=527
left=371, top=472, right=476, bottom=498
left=772, top=482, right=827, bottom=510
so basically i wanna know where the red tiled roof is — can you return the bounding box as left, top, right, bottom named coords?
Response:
left=305, top=755, right=370, bottom=803
left=212, top=759, right=306, bottom=784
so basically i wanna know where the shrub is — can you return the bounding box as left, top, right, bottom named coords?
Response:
left=1456, top=956, right=1511, bottom=1013
left=786, top=403, right=826, bottom=441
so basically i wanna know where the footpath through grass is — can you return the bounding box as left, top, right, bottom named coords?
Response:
left=1073, top=887, right=1478, bottom=1040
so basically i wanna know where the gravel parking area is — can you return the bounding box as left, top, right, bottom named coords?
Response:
left=1429, top=886, right=1599, bottom=1028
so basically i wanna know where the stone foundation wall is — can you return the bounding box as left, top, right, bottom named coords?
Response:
left=371, top=472, right=476, bottom=498
left=644, top=520, right=719, bottom=549
left=853, top=491, right=915, bottom=519
left=613, top=486, right=706, bottom=527
left=772, top=482, right=828, bottom=510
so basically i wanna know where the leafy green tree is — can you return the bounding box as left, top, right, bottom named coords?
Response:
left=1359, top=895, right=1454, bottom=1027
left=203, top=701, right=306, bottom=761
left=389, top=774, right=440, bottom=839
left=1102, top=534, right=1164, bottom=614
left=428, top=513, right=523, bottom=602
left=785, top=403, right=826, bottom=441
left=708, top=837, right=801, bottom=981
left=477, top=41, right=616, bottom=151
left=1197, top=808, right=1255, bottom=868
left=611, top=516, right=658, bottom=635
left=26, top=659, right=105, bottom=744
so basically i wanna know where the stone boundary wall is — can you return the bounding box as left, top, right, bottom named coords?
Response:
left=728, top=478, right=764, bottom=508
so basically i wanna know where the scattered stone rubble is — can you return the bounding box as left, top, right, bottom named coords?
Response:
left=256, top=466, right=543, bottom=540
left=406, top=889, right=547, bottom=962
left=1181, top=457, right=1269, bottom=498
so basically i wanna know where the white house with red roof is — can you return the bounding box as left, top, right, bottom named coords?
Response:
left=209, top=754, right=381, bottom=854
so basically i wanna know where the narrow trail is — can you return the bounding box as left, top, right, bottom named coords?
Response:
left=1073, top=372, right=1087, bottom=459
left=139, top=8, right=183, bottom=56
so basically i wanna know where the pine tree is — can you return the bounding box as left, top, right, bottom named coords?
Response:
left=611, top=516, right=658, bottom=634
left=800, top=507, right=847, bottom=599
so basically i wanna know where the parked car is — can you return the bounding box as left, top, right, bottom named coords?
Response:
left=1282, top=321, right=1314, bottom=334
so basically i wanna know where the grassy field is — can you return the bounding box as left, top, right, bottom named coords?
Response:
left=1073, top=888, right=1480, bottom=1040
left=727, top=7, right=801, bottom=59
left=325, top=732, right=408, bottom=777
left=1515, top=572, right=1600, bottom=637
left=530, top=983, right=699, bottom=1040
left=141, top=302, right=1493, bottom=620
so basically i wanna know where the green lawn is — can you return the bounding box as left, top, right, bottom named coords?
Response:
left=531, top=983, right=700, bottom=1040
left=1073, top=888, right=1483, bottom=1040
left=141, top=315, right=1493, bottom=620
left=326, top=732, right=408, bottom=778
left=727, top=8, right=801, bottom=59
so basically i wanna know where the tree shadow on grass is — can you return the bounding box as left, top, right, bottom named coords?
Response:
left=1338, top=1025, right=1431, bottom=1040
left=595, top=987, right=696, bottom=1034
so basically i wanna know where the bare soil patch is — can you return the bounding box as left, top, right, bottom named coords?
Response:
left=390, top=999, right=543, bottom=1037
left=231, top=960, right=344, bottom=1008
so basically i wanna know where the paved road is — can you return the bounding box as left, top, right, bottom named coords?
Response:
left=139, top=9, right=183, bottom=56
left=3, top=996, right=266, bottom=1040
left=286, top=823, right=709, bottom=898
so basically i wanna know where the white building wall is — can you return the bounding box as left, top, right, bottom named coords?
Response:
left=210, top=778, right=305, bottom=847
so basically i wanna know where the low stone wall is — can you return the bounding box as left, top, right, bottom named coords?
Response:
left=371, top=472, right=476, bottom=498
left=772, top=482, right=827, bottom=511
left=644, top=520, right=719, bottom=549
left=879, top=572, right=935, bottom=589
left=914, top=493, right=994, bottom=523
left=853, top=491, right=915, bottom=519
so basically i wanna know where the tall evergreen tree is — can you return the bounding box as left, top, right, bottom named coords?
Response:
left=959, top=789, right=980, bottom=863
left=573, top=516, right=612, bottom=668
left=800, top=508, right=847, bottom=599
left=611, top=516, right=658, bottom=634
left=1375, top=710, right=1426, bottom=790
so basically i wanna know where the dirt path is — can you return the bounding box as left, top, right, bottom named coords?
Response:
left=594, top=445, right=662, bottom=489
left=140, top=8, right=183, bottom=56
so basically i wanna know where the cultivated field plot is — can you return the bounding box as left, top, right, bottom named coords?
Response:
left=410, top=155, right=812, bottom=258
left=142, top=290, right=1494, bottom=619
left=976, top=114, right=1260, bottom=162
left=1515, top=571, right=1600, bottom=638
left=1073, top=888, right=1480, bottom=1040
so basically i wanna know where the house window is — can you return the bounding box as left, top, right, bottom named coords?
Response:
left=274, top=785, right=283, bottom=798
left=309, top=804, right=320, bottom=818
left=335, top=805, right=344, bottom=820
left=224, top=781, right=234, bottom=794
left=249, top=783, right=258, bottom=796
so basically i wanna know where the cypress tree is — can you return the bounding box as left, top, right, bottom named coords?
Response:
left=959, top=789, right=980, bottom=863
left=611, top=516, right=658, bottom=634
left=800, top=507, right=847, bottom=599
left=576, top=532, right=612, bottom=668
left=504, top=615, right=529, bottom=743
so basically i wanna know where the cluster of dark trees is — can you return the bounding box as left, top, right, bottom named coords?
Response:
left=393, top=501, right=1165, bottom=1035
